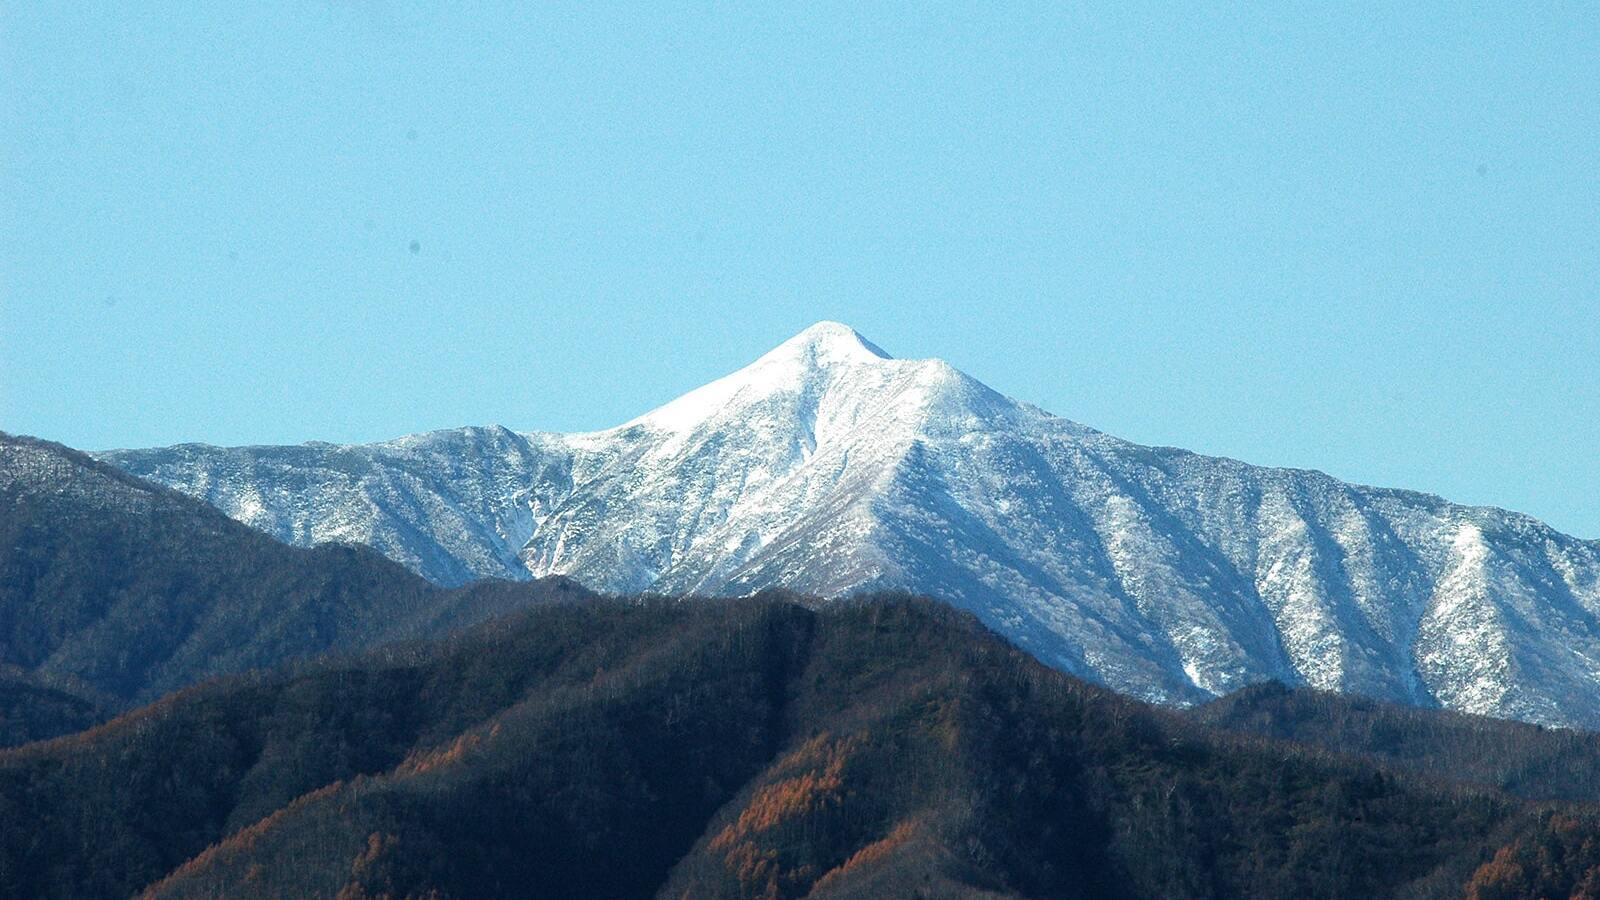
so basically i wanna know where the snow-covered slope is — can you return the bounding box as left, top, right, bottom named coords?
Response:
left=101, top=322, right=1600, bottom=727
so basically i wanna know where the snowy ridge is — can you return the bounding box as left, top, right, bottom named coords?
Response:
left=101, top=322, right=1600, bottom=728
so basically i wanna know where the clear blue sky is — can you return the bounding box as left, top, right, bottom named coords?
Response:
left=3, top=4, right=1596, bottom=536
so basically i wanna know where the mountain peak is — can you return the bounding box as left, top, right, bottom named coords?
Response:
left=620, top=322, right=898, bottom=434
left=102, top=323, right=1600, bottom=730
left=766, top=321, right=893, bottom=364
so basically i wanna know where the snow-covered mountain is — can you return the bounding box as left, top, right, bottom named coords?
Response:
left=102, top=323, right=1600, bottom=727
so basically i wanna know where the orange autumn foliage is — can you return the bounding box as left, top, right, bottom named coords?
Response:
left=700, top=732, right=869, bottom=899
left=709, top=732, right=859, bottom=852
left=333, top=832, right=445, bottom=900
left=140, top=780, right=346, bottom=897
left=810, top=818, right=921, bottom=893
left=1467, top=814, right=1600, bottom=900
left=395, top=731, right=483, bottom=777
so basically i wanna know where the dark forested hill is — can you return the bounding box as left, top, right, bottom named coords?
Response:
left=1, top=594, right=1592, bottom=900
left=1190, top=681, right=1600, bottom=805
left=0, top=433, right=584, bottom=725
left=0, top=669, right=106, bottom=747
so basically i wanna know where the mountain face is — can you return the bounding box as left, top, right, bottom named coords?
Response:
left=102, top=323, right=1600, bottom=728
left=0, top=433, right=583, bottom=713
left=0, top=595, right=1571, bottom=900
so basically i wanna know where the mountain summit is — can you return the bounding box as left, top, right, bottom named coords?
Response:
left=103, top=324, right=1600, bottom=728
left=622, top=320, right=974, bottom=438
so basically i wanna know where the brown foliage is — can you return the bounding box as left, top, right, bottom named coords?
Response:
left=810, top=818, right=921, bottom=893
left=141, top=780, right=346, bottom=898
left=1467, top=814, right=1600, bottom=900
left=393, top=728, right=490, bottom=777
left=2, top=594, right=1592, bottom=899
left=711, top=733, right=859, bottom=851
left=334, top=832, right=446, bottom=900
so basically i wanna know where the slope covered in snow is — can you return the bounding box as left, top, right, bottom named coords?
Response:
left=102, top=322, right=1600, bottom=727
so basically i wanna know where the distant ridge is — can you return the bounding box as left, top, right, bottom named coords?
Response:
left=102, top=324, right=1600, bottom=728
left=0, top=432, right=583, bottom=723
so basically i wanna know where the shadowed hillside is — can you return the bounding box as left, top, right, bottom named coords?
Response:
left=1191, top=681, right=1600, bottom=805
left=0, top=669, right=107, bottom=747
left=0, top=432, right=586, bottom=736
left=2, top=594, right=1589, bottom=900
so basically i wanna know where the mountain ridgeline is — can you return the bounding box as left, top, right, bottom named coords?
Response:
left=0, top=433, right=586, bottom=741
left=8, top=430, right=1600, bottom=897
left=103, top=322, right=1600, bottom=728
